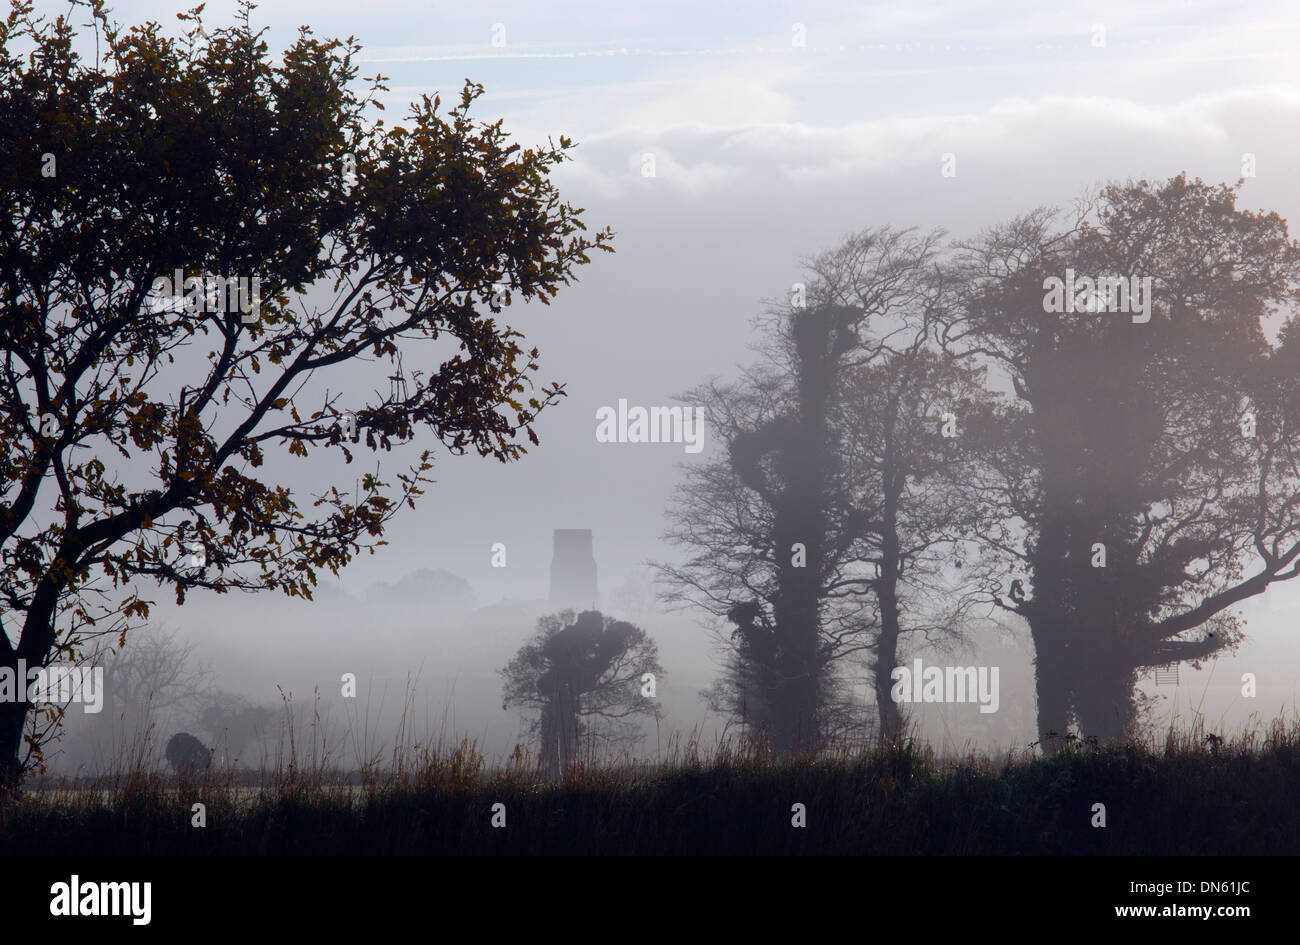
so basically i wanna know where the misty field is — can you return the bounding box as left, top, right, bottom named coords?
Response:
left=5, top=721, right=1299, bottom=856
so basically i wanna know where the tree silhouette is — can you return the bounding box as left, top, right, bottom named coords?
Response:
left=661, top=300, right=872, bottom=754
left=500, top=610, right=664, bottom=776
left=97, top=625, right=213, bottom=727
left=0, top=3, right=612, bottom=789
left=661, top=228, right=992, bottom=750
left=807, top=229, right=1001, bottom=743
left=946, top=174, right=1300, bottom=748
left=164, top=731, right=210, bottom=776
left=199, top=692, right=276, bottom=767
left=837, top=346, right=999, bottom=741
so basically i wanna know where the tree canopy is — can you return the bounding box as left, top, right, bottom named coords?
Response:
left=501, top=609, right=664, bottom=775
left=946, top=174, right=1300, bottom=744
left=0, top=0, right=611, bottom=786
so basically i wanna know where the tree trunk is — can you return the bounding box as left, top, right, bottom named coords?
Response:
left=873, top=612, right=902, bottom=745
left=556, top=680, right=579, bottom=770
left=1026, top=489, right=1077, bottom=755
left=766, top=472, right=827, bottom=755
left=538, top=701, right=560, bottom=778
left=1071, top=634, right=1137, bottom=743
left=1029, top=622, right=1072, bottom=756
left=539, top=679, right=581, bottom=777
left=874, top=492, right=904, bottom=745
left=1, top=589, right=62, bottom=792
left=0, top=687, right=28, bottom=793
left=726, top=306, right=856, bottom=757
left=762, top=626, right=821, bottom=756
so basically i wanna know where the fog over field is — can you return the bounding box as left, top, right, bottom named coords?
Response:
left=23, top=0, right=1300, bottom=776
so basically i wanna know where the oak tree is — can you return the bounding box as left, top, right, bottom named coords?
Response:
left=947, top=175, right=1300, bottom=746
left=0, top=2, right=612, bottom=787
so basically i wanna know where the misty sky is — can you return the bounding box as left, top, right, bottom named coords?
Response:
left=72, top=0, right=1300, bottom=750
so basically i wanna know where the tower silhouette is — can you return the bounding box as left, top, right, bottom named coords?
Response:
left=549, top=529, right=599, bottom=611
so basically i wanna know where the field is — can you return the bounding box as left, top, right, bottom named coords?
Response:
left=5, top=721, right=1299, bottom=856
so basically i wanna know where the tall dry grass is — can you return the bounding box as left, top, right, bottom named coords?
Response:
left=5, top=695, right=1299, bottom=854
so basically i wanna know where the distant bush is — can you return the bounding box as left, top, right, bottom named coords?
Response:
left=164, top=733, right=211, bottom=776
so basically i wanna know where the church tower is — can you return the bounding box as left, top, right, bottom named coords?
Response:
left=548, top=529, right=599, bottom=612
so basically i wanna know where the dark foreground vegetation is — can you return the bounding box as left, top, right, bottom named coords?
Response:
left=5, top=721, right=1299, bottom=855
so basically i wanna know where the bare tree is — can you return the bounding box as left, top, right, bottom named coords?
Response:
left=837, top=348, right=1000, bottom=741
left=660, top=304, right=874, bottom=754
left=660, top=227, right=996, bottom=751
left=97, top=624, right=214, bottom=729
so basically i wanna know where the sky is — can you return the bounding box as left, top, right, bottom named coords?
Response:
left=43, top=0, right=1300, bottom=762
